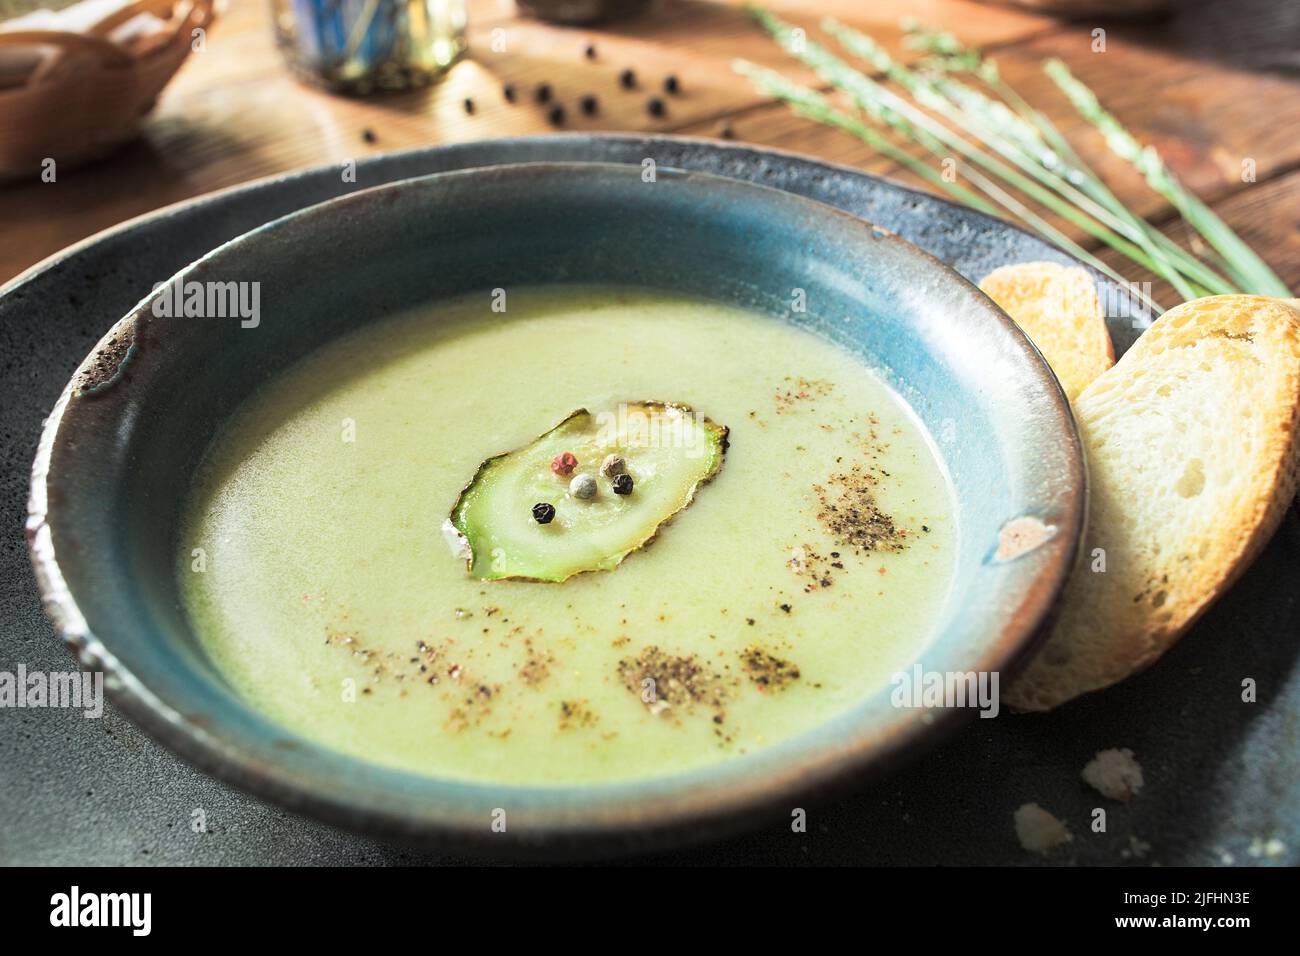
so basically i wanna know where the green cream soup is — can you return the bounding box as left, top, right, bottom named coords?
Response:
left=180, top=287, right=958, bottom=785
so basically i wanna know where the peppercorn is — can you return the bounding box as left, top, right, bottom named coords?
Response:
left=463, top=97, right=475, bottom=114
left=584, top=43, right=597, bottom=60
left=569, top=473, right=597, bottom=500
left=503, top=83, right=517, bottom=103
left=646, top=97, right=666, bottom=117
left=535, top=83, right=552, bottom=104
left=579, top=94, right=599, bottom=116
left=717, top=122, right=735, bottom=140
left=551, top=452, right=578, bottom=476
left=361, top=127, right=377, bottom=144
left=599, top=453, right=625, bottom=477
left=547, top=104, right=566, bottom=126
left=663, top=75, right=680, bottom=95
left=619, top=68, right=636, bottom=89
left=532, top=502, right=556, bottom=524
left=612, top=473, right=634, bottom=496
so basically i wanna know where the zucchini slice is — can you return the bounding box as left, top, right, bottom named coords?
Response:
left=444, top=402, right=728, bottom=582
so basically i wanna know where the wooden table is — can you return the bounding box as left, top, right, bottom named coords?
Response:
left=3, top=0, right=1298, bottom=302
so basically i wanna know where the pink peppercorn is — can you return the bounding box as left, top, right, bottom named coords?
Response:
left=551, top=452, right=578, bottom=476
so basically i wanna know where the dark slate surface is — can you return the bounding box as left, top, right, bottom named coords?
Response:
left=1, top=134, right=1296, bottom=866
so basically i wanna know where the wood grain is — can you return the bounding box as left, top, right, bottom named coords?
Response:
left=0, top=0, right=1058, bottom=281
left=1, top=0, right=1296, bottom=297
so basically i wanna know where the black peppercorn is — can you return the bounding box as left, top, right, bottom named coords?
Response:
left=619, top=68, right=636, bottom=89
left=503, top=83, right=517, bottom=103
left=579, top=94, right=598, bottom=116
left=532, top=502, right=556, bottom=524
left=463, top=97, right=475, bottom=114
left=647, top=97, right=666, bottom=117
left=584, top=43, right=597, bottom=60
left=547, top=104, right=566, bottom=126
left=535, top=83, right=552, bottom=104
left=612, top=474, right=634, bottom=496
left=361, top=127, right=377, bottom=143
left=663, top=75, right=680, bottom=95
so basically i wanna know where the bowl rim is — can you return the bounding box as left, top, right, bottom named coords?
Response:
left=26, top=160, right=1086, bottom=856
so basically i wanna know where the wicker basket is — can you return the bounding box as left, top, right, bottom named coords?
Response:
left=0, top=0, right=215, bottom=180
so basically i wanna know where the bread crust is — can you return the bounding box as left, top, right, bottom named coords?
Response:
left=979, top=261, right=1115, bottom=400
left=1006, top=296, right=1300, bottom=711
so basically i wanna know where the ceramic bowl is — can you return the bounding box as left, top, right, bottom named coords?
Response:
left=28, top=162, right=1084, bottom=856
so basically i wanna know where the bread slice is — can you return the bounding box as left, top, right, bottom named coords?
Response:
left=1007, top=295, right=1300, bottom=711
left=979, top=261, right=1114, bottom=400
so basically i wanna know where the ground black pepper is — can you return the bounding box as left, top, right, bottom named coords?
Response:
left=740, top=646, right=801, bottom=691
left=814, top=463, right=907, bottom=555
left=616, top=646, right=732, bottom=724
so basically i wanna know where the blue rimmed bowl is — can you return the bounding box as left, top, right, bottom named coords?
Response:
left=28, top=162, right=1084, bottom=856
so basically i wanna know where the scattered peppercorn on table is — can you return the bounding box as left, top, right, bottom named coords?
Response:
left=2, top=0, right=1297, bottom=299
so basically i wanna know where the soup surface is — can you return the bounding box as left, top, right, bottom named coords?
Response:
left=180, top=287, right=958, bottom=785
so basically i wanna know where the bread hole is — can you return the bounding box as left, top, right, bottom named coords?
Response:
left=1175, top=458, right=1205, bottom=498
left=1152, top=590, right=1168, bottom=609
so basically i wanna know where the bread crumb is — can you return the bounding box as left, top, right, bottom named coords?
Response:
left=1082, top=748, right=1144, bottom=802
left=1248, top=836, right=1286, bottom=859
left=1014, top=803, right=1072, bottom=854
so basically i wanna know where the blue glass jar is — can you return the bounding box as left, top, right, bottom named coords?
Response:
left=271, top=0, right=467, bottom=94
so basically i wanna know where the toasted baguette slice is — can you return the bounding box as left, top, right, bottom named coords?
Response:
left=979, top=261, right=1114, bottom=400
left=1007, top=295, right=1300, bottom=711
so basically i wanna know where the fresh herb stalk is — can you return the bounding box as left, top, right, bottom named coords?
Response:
left=1044, top=58, right=1291, bottom=298
left=744, top=8, right=1165, bottom=309
left=896, top=26, right=1240, bottom=297
left=732, top=61, right=999, bottom=215
left=735, top=4, right=1291, bottom=305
